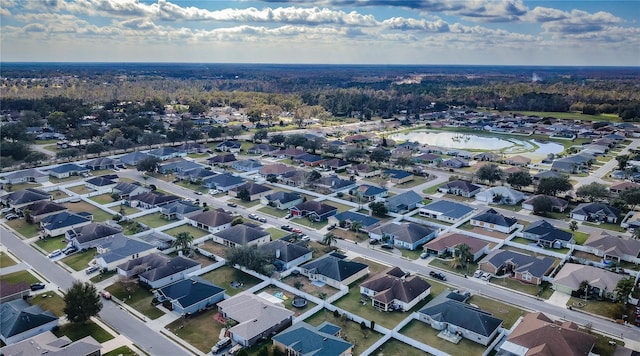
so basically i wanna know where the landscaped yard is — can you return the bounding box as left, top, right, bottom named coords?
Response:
left=396, top=176, right=428, bottom=189
left=134, top=213, right=172, bottom=228
left=266, top=227, right=290, bottom=240
left=50, top=190, right=71, bottom=199
left=163, top=224, right=209, bottom=239
left=583, top=221, right=625, bottom=233
left=65, top=201, right=113, bottom=222
left=105, top=281, right=164, bottom=320
left=29, top=292, right=66, bottom=316
left=304, top=308, right=383, bottom=354
left=400, top=319, right=489, bottom=356
left=103, top=346, right=138, bottom=356
left=567, top=297, right=623, bottom=320
left=255, top=285, right=317, bottom=317
left=89, top=193, right=116, bottom=205
left=165, top=308, right=223, bottom=354
left=0, top=270, right=40, bottom=285
left=34, top=236, right=68, bottom=253
left=0, top=252, right=16, bottom=267
left=198, top=265, right=264, bottom=296
left=570, top=229, right=589, bottom=245
left=258, top=205, right=289, bottom=218
left=6, top=219, right=41, bottom=238
left=290, top=217, right=329, bottom=230
left=372, top=338, right=425, bottom=356
left=61, top=249, right=96, bottom=271
left=67, top=185, right=94, bottom=195
left=228, top=198, right=261, bottom=208
left=467, top=294, right=524, bottom=328
left=54, top=321, right=114, bottom=343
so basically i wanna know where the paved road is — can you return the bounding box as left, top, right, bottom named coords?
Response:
left=0, top=226, right=190, bottom=356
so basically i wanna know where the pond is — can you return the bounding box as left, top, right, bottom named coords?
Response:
left=390, top=131, right=563, bottom=156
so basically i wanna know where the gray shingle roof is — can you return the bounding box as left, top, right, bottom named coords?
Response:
left=272, top=322, right=352, bottom=356
left=419, top=292, right=502, bottom=337
left=96, top=236, right=156, bottom=263
left=261, top=240, right=312, bottom=262
left=189, top=209, right=233, bottom=228
left=214, top=224, right=269, bottom=245
left=386, top=190, right=422, bottom=210
left=139, top=256, right=200, bottom=282
left=375, top=222, right=437, bottom=244
left=472, top=208, right=518, bottom=227
left=480, top=250, right=555, bottom=278
left=68, top=223, right=122, bottom=244
left=523, top=220, right=573, bottom=243
left=157, top=277, right=224, bottom=310
left=300, top=252, right=368, bottom=282
left=360, top=267, right=431, bottom=304
left=421, top=200, right=474, bottom=219
left=1, top=299, right=58, bottom=339
left=1, top=188, right=50, bottom=206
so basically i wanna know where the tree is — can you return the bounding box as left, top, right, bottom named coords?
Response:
left=536, top=176, right=573, bottom=196
left=110, top=192, right=121, bottom=201
left=576, top=182, right=609, bottom=202
left=369, top=201, right=388, bottom=217
left=86, top=142, right=106, bottom=154
left=531, top=196, right=553, bottom=215
left=476, top=164, right=502, bottom=184
left=324, top=145, right=342, bottom=157
left=63, top=281, right=103, bottom=324
left=225, top=245, right=274, bottom=275
left=506, top=171, right=533, bottom=190
left=24, top=209, right=33, bottom=224
left=141, top=132, right=163, bottom=148
left=614, top=277, right=635, bottom=304
left=455, top=243, right=472, bottom=272
left=621, top=188, right=640, bottom=210
left=307, top=170, right=322, bottom=183
left=395, top=156, right=413, bottom=169
left=617, top=154, right=630, bottom=171
left=633, top=228, right=640, bottom=240
left=269, top=134, right=285, bottom=146
left=253, top=129, right=268, bottom=143
left=24, top=151, right=47, bottom=166
left=237, top=188, right=251, bottom=202
left=569, top=220, right=578, bottom=232
left=136, top=156, right=161, bottom=174
left=370, top=148, right=390, bottom=167
left=114, top=136, right=134, bottom=150
left=303, top=137, right=324, bottom=154
left=345, top=148, right=366, bottom=162
left=56, top=148, right=80, bottom=161
left=322, top=232, right=337, bottom=246
left=208, top=126, right=225, bottom=140
left=226, top=126, right=243, bottom=139
left=172, top=231, right=193, bottom=254
left=284, top=134, right=306, bottom=148
left=231, top=216, right=244, bottom=226
left=350, top=220, right=363, bottom=240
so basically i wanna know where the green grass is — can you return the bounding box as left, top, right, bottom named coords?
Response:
left=591, top=332, right=625, bottom=356
left=50, top=176, right=83, bottom=184
left=29, top=292, right=66, bottom=316
left=290, top=217, right=329, bottom=230
left=4, top=182, right=43, bottom=191
left=396, top=176, right=427, bottom=188
left=6, top=219, right=41, bottom=238
left=258, top=206, right=289, bottom=218
left=0, top=252, right=17, bottom=267
left=104, top=346, right=138, bottom=356
left=490, top=110, right=620, bottom=123
left=400, top=319, right=488, bottom=356
left=304, top=309, right=383, bottom=354
left=90, top=270, right=117, bottom=283
left=401, top=248, right=424, bottom=260
left=54, top=321, right=114, bottom=343
left=175, top=180, right=207, bottom=193
left=50, top=190, right=71, bottom=199
left=429, top=258, right=479, bottom=279
left=187, top=153, right=209, bottom=159
left=89, top=193, right=115, bottom=205
left=492, top=278, right=555, bottom=299
left=567, top=297, right=623, bottom=320
left=36, top=139, right=60, bottom=145
left=114, top=205, right=139, bottom=216
left=266, top=227, right=289, bottom=240
left=422, top=185, right=441, bottom=195
left=467, top=295, right=524, bottom=329
left=494, top=204, right=522, bottom=212
left=61, top=249, right=96, bottom=271
left=163, top=224, right=209, bottom=239
left=325, top=201, right=355, bottom=213
left=198, top=265, right=264, bottom=296
left=229, top=198, right=261, bottom=208
left=34, top=236, right=68, bottom=253
left=510, top=237, right=532, bottom=245
left=65, top=201, right=113, bottom=222
left=566, top=229, right=589, bottom=245
left=0, top=270, right=40, bottom=285
left=374, top=338, right=424, bottom=356
left=583, top=221, right=625, bottom=232
left=105, top=282, right=165, bottom=320
left=134, top=213, right=172, bottom=228
left=166, top=308, right=223, bottom=354
left=67, top=185, right=94, bottom=195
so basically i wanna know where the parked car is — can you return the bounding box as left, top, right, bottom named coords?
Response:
left=280, top=225, right=292, bottom=231
left=194, top=191, right=203, bottom=195
left=48, top=249, right=62, bottom=258
left=369, top=239, right=380, bottom=245
left=228, top=345, right=243, bottom=355
left=227, top=202, right=237, bottom=207
left=86, top=265, right=100, bottom=275
left=420, top=252, right=428, bottom=259
left=0, top=207, right=12, bottom=214
left=327, top=224, right=336, bottom=230
left=481, top=273, right=492, bottom=281
left=248, top=213, right=259, bottom=220
left=63, top=246, right=77, bottom=255
left=30, top=283, right=46, bottom=291
left=300, top=234, right=310, bottom=241
left=100, top=291, right=111, bottom=300
left=429, top=271, right=447, bottom=281
left=209, top=189, right=220, bottom=195
left=211, top=337, right=232, bottom=354
left=257, top=216, right=267, bottom=223
left=285, top=214, right=293, bottom=219
left=291, top=228, right=302, bottom=234
left=473, top=270, right=483, bottom=278
left=381, top=244, right=394, bottom=250
left=5, top=214, right=18, bottom=220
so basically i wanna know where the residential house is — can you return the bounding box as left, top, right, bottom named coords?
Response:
left=84, top=176, right=117, bottom=190
left=187, top=209, right=234, bottom=234
left=323, top=158, right=351, bottom=171
left=570, top=202, right=621, bottom=223
left=118, top=151, right=152, bottom=166
left=522, top=220, right=574, bottom=248
left=229, top=182, right=273, bottom=201
left=470, top=208, right=518, bottom=234
left=609, top=181, right=640, bottom=197
left=85, top=157, right=116, bottom=170
left=280, top=170, right=308, bottom=187
left=475, top=186, right=525, bottom=205
left=360, top=266, right=431, bottom=312
left=138, top=255, right=201, bottom=289
left=275, top=148, right=306, bottom=159
left=117, top=252, right=169, bottom=277
left=499, top=312, right=596, bottom=356
left=423, top=233, right=491, bottom=261
left=521, top=195, right=568, bottom=212
left=66, top=223, right=123, bottom=250
left=347, top=163, right=381, bottom=178
left=290, top=201, right=338, bottom=222
left=216, top=141, right=242, bottom=153
left=533, top=170, right=564, bottom=181
left=419, top=200, right=475, bottom=224
left=232, top=159, right=263, bottom=172
left=297, top=153, right=325, bottom=167
left=441, top=157, right=469, bottom=169
left=1, top=168, right=48, bottom=185
left=369, top=222, right=438, bottom=250
left=207, top=153, right=238, bottom=168
left=328, top=211, right=381, bottom=231
left=1, top=188, right=51, bottom=209
left=154, top=278, right=225, bottom=316
left=583, top=230, right=640, bottom=264
left=391, top=148, right=413, bottom=159
left=0, top=331, right=101, bottom=356
left=385, top=190, right=422, bottom=213
left=40, top=211, right=93, bottom=237
left=202, top=173, right=245, bottom=192
left=552, top=263, right=624, bottom=300
left=94, top=235, right=157, bottom=271
left=384, top=169, right=414, bottom=184
left=261, top=240, right=313, bottom=271
left=217, top=294, right=294, bottom=348
left=351, top=184, right=388, bottom=202
left=112, top=181, right=150, bottom=199
left=478, top=250, right=554, bottom=285
left=418, top=291, right=502, bottom=346
left=551, top=153, right=595, bottom=174
left=47, top=163, right=89, bottom=179
left=504, top=155, right=531, bottom=166
left=213, top=224, right=270, bottom=248
left=247, top=144, right=278, bottom=155
left=299, top=252, right=369, bottom=289
left=272, top=322, right=353, bottom=356
left=178, top=142, right=207, bottom=154
left=20, top=201, right=67, bottom=222
left=0, top=299, right=58, bottom=345
left=313, top=176, right=356, bottom=192
left=473, top=152, right=500, bottom=162
left=160, top=201, right=201, bottom=220
left=259, top=164, right=297, bottom=178
left=260, top=191, right=303, bottom=210
left=414, top=153, right=442, bottom=165
left=158, top=160, right=203, bottom=174
left=0, top=280, right=30, bottom=304
left=438, top=180, right=482, bottom=198
left=177, top=167, right=216, bottom=183
left=130, top=191, right=181, bottom=209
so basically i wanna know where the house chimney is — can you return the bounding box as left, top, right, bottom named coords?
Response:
left=275, top=249, right=281, bottom=259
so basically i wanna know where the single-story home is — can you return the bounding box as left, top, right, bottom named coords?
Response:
left=423, top=233, right=491, bottom=261
left=228, top=182, right=273, bottom=201
left=0, top=299, right=59, bottom=345
left=360, top=266, right=431, bottom=312
left=202, top=173, right=245, bottom=192
left=503, top=155, right=531, bottom=166
left=384, top=169, right=414, bottom=184
left=259, top=164, right=297, bottom=178
left=583, top=230, right=640, bottom=264
left=40, top=211, right=93, bottom=237
left=552, top=263, right=624, bottom=300
left=522, top=220, right=574, bottom=248
left=347, top=163, right=381, bottom=178
left=1, top=168, right=48, bottom=185
left=84, top=176, right=117, bottom=190
left=0, top=331, right=101, bottom=356
left=385, top=190, right=422, bottom=213
left=137, top=255, right=201, bottom=289
left=323, top=158, right=351, bottom=171
left=112, top=182, right=150, bottom=199
left=206, top=154, right=237, bottom=166
left=85, top=157, right=116, bottom=170
left=475, top=186, right=525, bottom=205
left=290, top=201, right=338, bottom=222
left=216, top=141, right=242, bottom=153
left=213, top=224, right=270, bottom=248
left=260, top=191, right=303, bottom=210
left=160, top=201, right=201, bottom=220
left=478, top=250, right=555, bottom=285
left=369, top=222, right=438, bottom=251
left=147, top=147, right=186, bottom=161
left=299, top=252, right=369, bottom=289
left=1, top=188, right=51, bottom=209
left=158, top=160, right=203, bottom=174
left=470, top=208, right=518, bottom=234
left=261, top=240, right=313, bottom=271
left=154, top=278, right=225, bottom=316
left=419, top=200, right=475, bottom=224
left=272, top=322, right=353, bottom=356
left=130, top=191, right=181, bottom=209
left=328, top=211, right=381, bottom=231
left=20, top=201, right=67, bottom=222
left=521, top=194, right=568, bottom=212
left=94, top=236, right=157, bottom=271
left=351, top=184, right=388, bottom=202
left=570, top=203, right=621, bottom=223
left=47, top=163, right=89, bottom=179
left=232, top=159, right=263, bottom=172
left=66, top=223, right=123, bottom=250
left=119, top=151, right=152, bottom=166
left=247, top=144, right=278, bottom=155
left=187, top=209, right=233, bottom=234
left=438, top=180, right=482, bottom=198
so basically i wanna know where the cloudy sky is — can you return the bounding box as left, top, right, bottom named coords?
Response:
left=1, top=0, right=639, bottom=66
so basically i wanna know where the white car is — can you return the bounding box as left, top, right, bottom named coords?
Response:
left=48, top=249, right=62, bottom=258
left=473, top=270, right=483, bottom=278
left=480, top=273, right=492, bottom=281
left=209, top=189, right=220, bottom=195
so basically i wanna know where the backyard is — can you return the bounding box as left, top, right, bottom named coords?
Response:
left=198, top=240, right=228, bottom=258
left=400, top=319, right=489, bottom=356
left=257, top=205, right=289, bottom=218
left=373, top=338, right=426, bottom=356
left=54, top=321, right=114, bottom=343
left=265, top=227, right=290, bottom=240
left=61, top=249, right=96, bottom=271
left=165, top=308, right=223, bottom=354
left=255, top=285, right=317, bottom=317
left=50, top=190, right=71, bottom=199
left=65, top=201, right=113, bottom=222
left=304, top=308, right=384, bottom=354
left=467, top=294, right=524, bottom=329
left=67, top=185, right=94, bottom=195
left=163, top=224, right=209, bottom=239
left=281, top=273, right=340, bottom=301
left=134, top=213, right=172, bottom=228
left=29, top=292, right=66, bottom=316
left=198, top=265, right=264, bottom=296
left=89, top=193, right=116, bottom=205
left=105, top=281, right=165, bottom=320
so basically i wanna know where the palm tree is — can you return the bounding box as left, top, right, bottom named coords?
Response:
left=23, top=209, right=33, bottom=224
left=322, top=232, right=337, bottom=246
left=569, top=220, right=579, bottom=233
left=350, top=221, right=363, bottom=241
left=455, top=243, right=473, bottom=273
left=172, top=232, right=194, bottom=254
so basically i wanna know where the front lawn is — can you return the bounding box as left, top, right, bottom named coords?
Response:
left=0, top=252, right=17, bottom=267
left=54, top=321, right=114, bottom=343
left=258, top=206, right=289, bottom=218
left=134, top=213, right=172, bottom=228
left=34, top=236, right=67, bottom=253
left=0, top=270, right=39, bottom=285
left=583, top=221, right=625, bottom=233
left=163, top=224, right=209, bottom=239
left=165, top=308, right=223, bottom=354
left=266, top=227, right=289, bottom=240
left=67, top=185, right=94, bottom=195
left=105, top=282, right=164, bottom=320
left=90, top=270, right=117, bottom=283
left=50, top=190, right=71, bottom=199
left=228, top=198, right=261, bottom=208
left=401, top=249, right=423, bottom=260
left=103, top=346, right=138, bottom=356
left=568, top=229, right=589, bottom=245
left=89, top=193, right=116, bottom=205
left=290, top=217, right=329, bottom=230
left=304, top=309, right=383, bottom=354
left=29, top=292, right=66, bottom=316
left=65, top=201, right=113, bottom=222
left=175, top=180, right=207, bottom=193
left=396, top=176, right=428, bottom=188
left=567, top=297, right=623, bottom=320
left=198, top=265, right=264, bottom=296
left=467, top=295, right=524, bottom=328
left=6, top=219, right=41, bottom=238
left=61, top=249, right=96, bottom=271
left=492, top=278, right=555, bottom=299
left=400, top=319, right=488, bottom=356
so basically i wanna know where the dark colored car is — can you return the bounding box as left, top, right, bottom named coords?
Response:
left=381, top=244, right=394, bottom=250
left=369, top=239, right=380, bottom=245
left=429, top=271, right=447, bottom=281
left=30, top=283, right=46, bottom=291
left=227, top=202, right=237, bottom=207
left=280, top=225, right=292, bottom=231
left=63, top=246, right=78, bottom=255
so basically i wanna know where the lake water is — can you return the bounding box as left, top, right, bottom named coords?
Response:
left=390, top=131, right=564, bottom=156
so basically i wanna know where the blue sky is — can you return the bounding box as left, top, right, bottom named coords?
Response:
left=1, top=0, right=638, bottom=65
